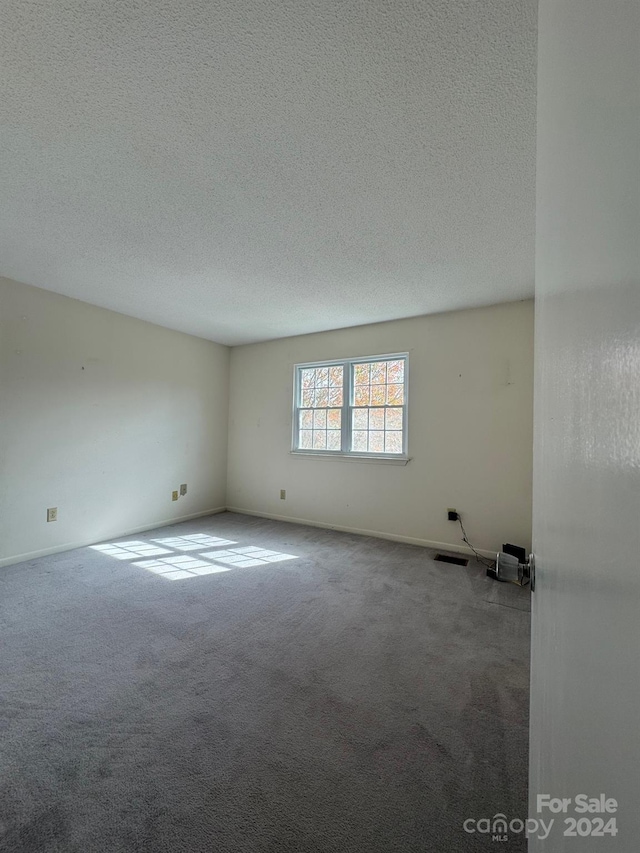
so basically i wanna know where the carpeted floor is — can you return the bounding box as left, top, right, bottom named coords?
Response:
left=0, top=512, right=530, bottom=852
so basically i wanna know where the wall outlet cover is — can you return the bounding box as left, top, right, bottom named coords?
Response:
left=180, top=483, right=187, bottom=496
left=47, top=507, right=58, bottom=522
left=172, top=491, right=179, bottom=501
left=280, top=489, right=286, bottom=500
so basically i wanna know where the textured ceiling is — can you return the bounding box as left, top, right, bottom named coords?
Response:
left=0, top=0, right=537, bottom=345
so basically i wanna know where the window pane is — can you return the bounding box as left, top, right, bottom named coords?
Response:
left=352, top=409, right=404, bottom=454
left=385, top=431, right=403, bottom=453
left=352, top=431, right=368, bottom=452
left=327, top=409, right=341, bottom=429
left=353, top=357, right=406, bottom=410
left=371, top=362, right=387, bottom=384
left=328, top=387, right=343, bottom=407
left=301, top=369, right=315, bottom=388
left=353, top=409, right=368, bottom=429
left=387, top=384, right=404, bottom=405
left=369, top=431, right=384, bottom=453
left=299, top=364, right=343, bottom=411
left=355, top=386, right=370, bottom=406
left=387, top=360, right=404, bottom=383
left=313, top=410, right=326, bottom=429
left=354, top=364, right=370, bottom=385
left=327, top=430, right=341, bottom=450
left=315, top=388, right=329, bottom=407
left=316, top=367, right=329, bottom=386
left=299, top=430, right=313, bottom=449
left=371, top=385, right=385, bottom=405
left=369, top=408, right=384, bottom=430
left=385, top=408, right=402, bottom=430
left=313, top=431, right=327, bottom=449
left=300, top=410, right=313, bottom=430
left=329, top=366, right=343, bottom=387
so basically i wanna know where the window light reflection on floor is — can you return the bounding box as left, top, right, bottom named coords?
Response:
left=151, top=534, right=237, bottom=551
left=133, top=556, right=232, bottom=580
left=90, top=534, right=299, bottom=580
left=199, top=546, right=298, bottom=568
left=90, top=541, right=173, bottom=559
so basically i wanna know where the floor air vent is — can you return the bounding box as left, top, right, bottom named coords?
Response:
left=434, top=553, right=469, bottom=567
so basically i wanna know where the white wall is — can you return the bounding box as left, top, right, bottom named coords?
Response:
left=530, top=0, right=640, bottom=848
left=227, top=301, right=534, bottom=555
left=1, top=279, right=533, bottom=566
left=0, top=277, right=229, bottom=566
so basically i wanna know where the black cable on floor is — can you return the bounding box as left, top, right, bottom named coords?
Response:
left=458, top=516, right=495, bottom=569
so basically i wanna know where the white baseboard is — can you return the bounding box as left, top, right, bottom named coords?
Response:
left=225, top=506, right=496, bottom=560
left=0, top=507, right=228, bottom=569
left=2, top=505, right=495, bottom=569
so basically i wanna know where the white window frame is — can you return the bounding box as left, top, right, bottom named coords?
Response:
left=292, top=353, right=409, bottom=459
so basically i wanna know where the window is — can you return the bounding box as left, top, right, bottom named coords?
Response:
left=293, top=354, right=408, bottom=458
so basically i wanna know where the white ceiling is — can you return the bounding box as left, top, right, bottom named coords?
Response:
left=0, top=0, right=537, bottom=346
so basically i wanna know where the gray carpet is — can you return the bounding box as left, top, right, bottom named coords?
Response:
left=0, top=512, right=530, bottom=852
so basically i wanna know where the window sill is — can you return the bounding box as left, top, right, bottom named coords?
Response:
left=290, top=451, right=411, bottom=466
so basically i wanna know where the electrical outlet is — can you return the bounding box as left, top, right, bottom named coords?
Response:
left=172, top=490, right=179, bottom=502
left=447, top=508, right=459, bottom=521
left=280, top=489, right=286, bottom=500
left=180, top=483, right=187, bottom=496
left=47, top=507, right=58, bottom=522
